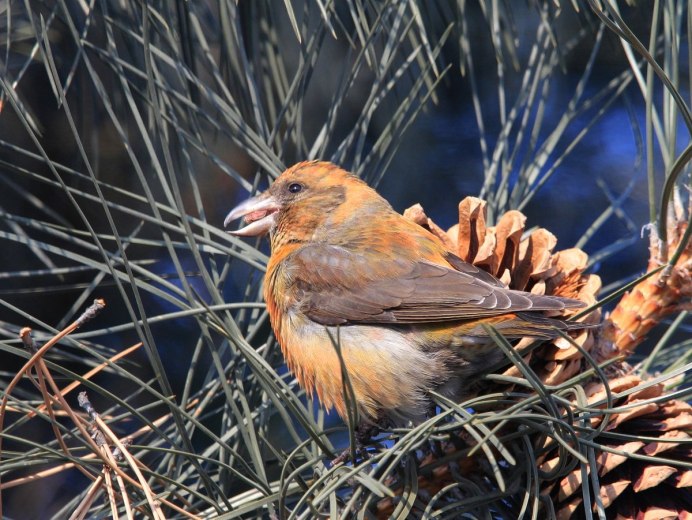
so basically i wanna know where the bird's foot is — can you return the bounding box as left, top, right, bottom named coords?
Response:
left=330, top=421, right=382, bottom=466
left=331, top=444, right=370, bottom=466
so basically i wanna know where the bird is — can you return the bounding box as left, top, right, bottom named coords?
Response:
left=224, top=160, right=587, bottom=447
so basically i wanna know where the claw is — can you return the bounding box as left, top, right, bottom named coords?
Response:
left=331, top=445, right=371, bottom=466
left=330, top=420, right=383, bottom=466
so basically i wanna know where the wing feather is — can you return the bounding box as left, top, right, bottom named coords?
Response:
left=285, top=244, right=582, bottom=326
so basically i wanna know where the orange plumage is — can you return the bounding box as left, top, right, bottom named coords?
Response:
left=225, top=161, right=586, bottom=428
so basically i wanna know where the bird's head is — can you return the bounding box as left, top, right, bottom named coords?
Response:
left=224, top=161, right=390, bottom=243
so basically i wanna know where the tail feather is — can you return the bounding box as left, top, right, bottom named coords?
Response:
left=464, top=312, right=594, bottom=340
left=513, top=291, right=586, bottom=311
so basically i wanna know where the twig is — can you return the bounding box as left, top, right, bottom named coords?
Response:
left=78, top=391, right=165, bottom=520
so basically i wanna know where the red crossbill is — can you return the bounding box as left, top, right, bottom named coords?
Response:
left=225, top=161, right=585, bottom=435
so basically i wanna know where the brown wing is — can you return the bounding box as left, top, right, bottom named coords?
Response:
left=285, top=244, right=582, bottom=326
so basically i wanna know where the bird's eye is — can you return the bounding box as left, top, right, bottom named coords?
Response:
left=288, top=183, right=303, bottom=194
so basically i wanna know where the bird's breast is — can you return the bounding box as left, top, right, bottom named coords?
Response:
left=271, top=310, right=445, bottom=423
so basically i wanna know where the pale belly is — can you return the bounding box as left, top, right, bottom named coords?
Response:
left=280, top=317, right=450, bottom=424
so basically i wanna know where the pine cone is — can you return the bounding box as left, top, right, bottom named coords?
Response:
left=545, top=372, right=692, bottom=518
left=604, top=195, right=692, bottom=355
left=404, top=197, right=603, bottom=386
left=546, top=195, right=692, bottom=518
left=376, top=197, right=691, bottom=519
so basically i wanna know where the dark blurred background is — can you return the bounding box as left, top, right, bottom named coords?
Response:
left=0, top=2, right=660, bottom=321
